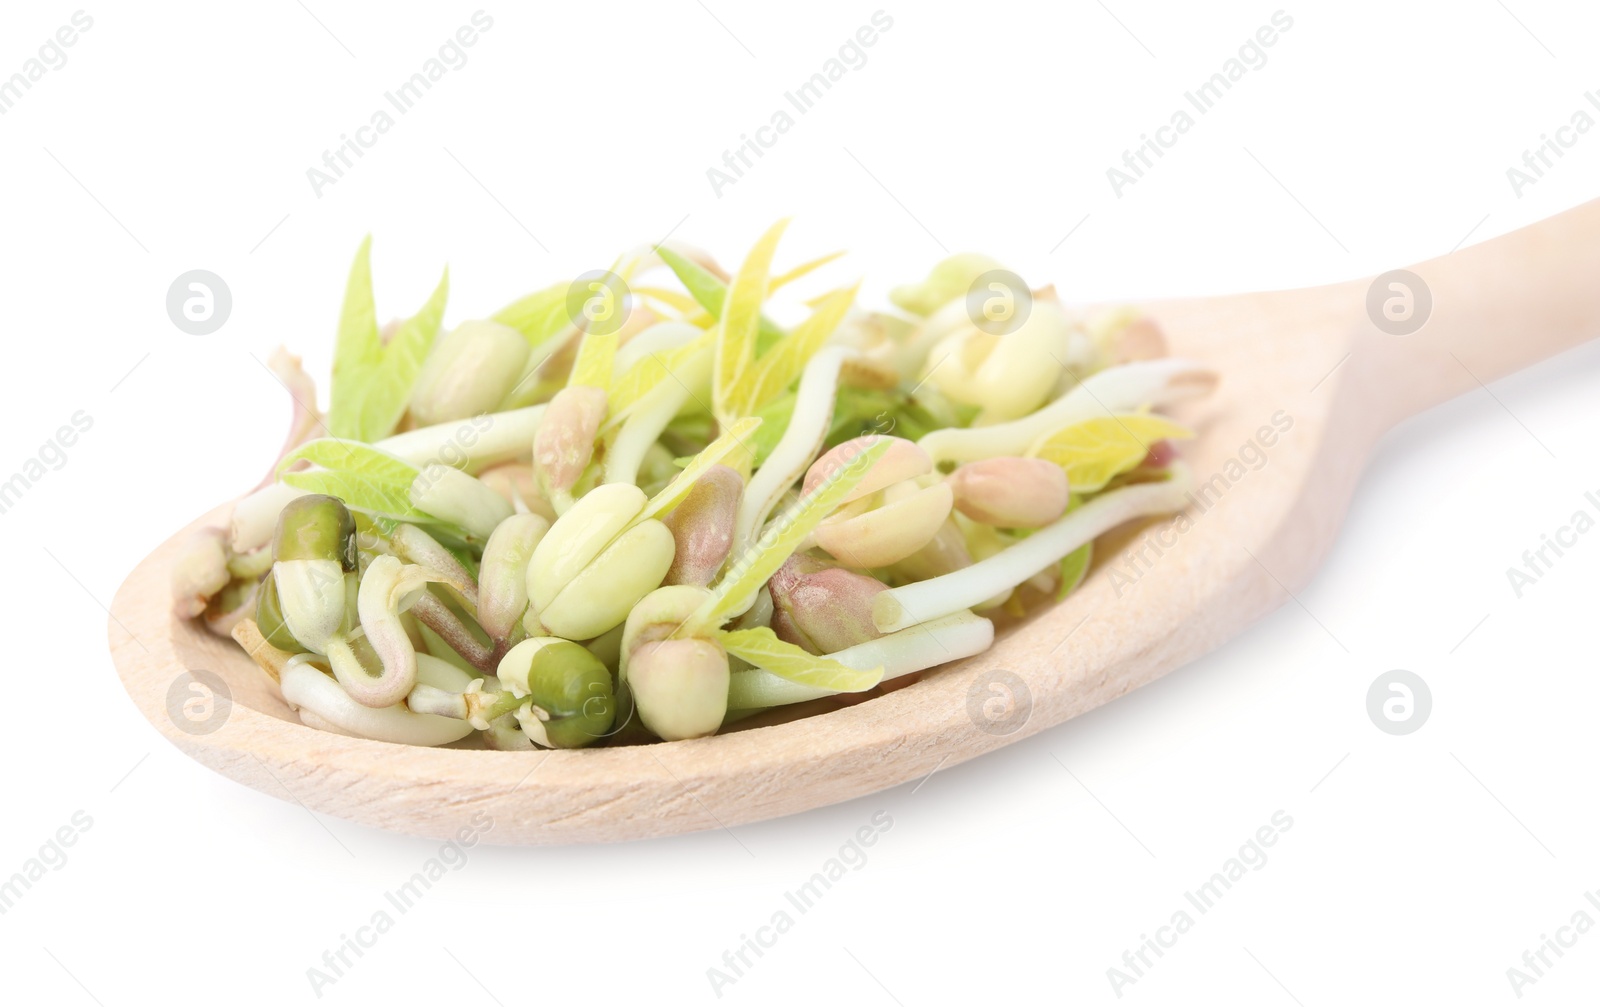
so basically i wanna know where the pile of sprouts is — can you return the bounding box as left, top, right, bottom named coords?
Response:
left=172, top=222, right=1216, bottom=749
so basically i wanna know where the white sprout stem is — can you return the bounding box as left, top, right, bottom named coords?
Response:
left=376, top=406, right=546, bottom=469
left=279, top=653, right=477, bottom=746
left=402, top=682, right=468, bottom=719
left=872, top=467, right=1195, bottom=632
left=605, top=385, right=683, bottom=485
left=918, top=359, right=1215, bottom=464
left=733, top=346, right=851, bottom=555
left=410, top=465, right=514, bottom=539
left=604, top=349, right=711, bottom=485
left=390, top=524, right=480, bottom=609
left=612, top=321, right=705, bottom=376
left=732, top=583, right=774, bottom=630
left=295, top=709, right=363, bottom=737
left=726, top=610, right=994, bottom=709
left=408, top=592, right=495, bottom=671
left=889, top=312, right=959, bottom=378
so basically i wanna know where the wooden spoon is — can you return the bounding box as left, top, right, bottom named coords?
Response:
left=109, top=201, right=1600, bottom=844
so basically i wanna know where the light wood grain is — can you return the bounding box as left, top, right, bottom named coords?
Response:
left=109, top=202, right=1600, bottom=844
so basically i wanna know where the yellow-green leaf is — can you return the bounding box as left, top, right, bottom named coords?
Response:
left=717, top=626, right=883, bottom=693
left=769, top=250, right=846, bottom=294
left=732, top=281, right=859, bottom=417
left=636, top=417, right=760, bottom=524
left=1057, top=540, right=1092, bottom=600
left=491, top=283, right=571, bottom=346
left=1056, top=495, right=1092, bottom=600
left=491, top=282, right=583, bottom=410
left=758, top=251, right=847, bottom=355
left=327, top=236, right=379, bottom=439
left=609, top=330, right=716, bottom=419
left=1029, top=415, right=1194, bottom=493
left=632, top=285, right=701, bottom=316
left=714, top=219, right=789, bottom=424
left=278, top=439, right=424, bottom=520
left=353, top=266, right=449, bottom=442
left=693, top=437, right=890, bottom=627
left=569, top=330, right=617, bottom=392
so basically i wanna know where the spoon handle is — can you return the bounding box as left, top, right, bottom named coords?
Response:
left=1356, top=198, right=1600, bottom=429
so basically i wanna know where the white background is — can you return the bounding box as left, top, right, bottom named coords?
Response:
left=1, top=1, right=1597, bottom=1004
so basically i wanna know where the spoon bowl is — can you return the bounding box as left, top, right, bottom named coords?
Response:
left=110, top=203, right=1600, bottom=844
